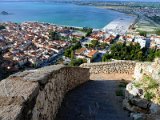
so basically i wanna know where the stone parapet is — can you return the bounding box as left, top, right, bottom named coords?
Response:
left=81, top=61, right=136, bottom=75
left=0, top=65, right=90, bottom=120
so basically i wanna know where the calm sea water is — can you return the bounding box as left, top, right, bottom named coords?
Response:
left=0, top=2, right=126, bottom=28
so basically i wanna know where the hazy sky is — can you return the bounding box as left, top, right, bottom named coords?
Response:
left=1, top=0, right=160, bottom=2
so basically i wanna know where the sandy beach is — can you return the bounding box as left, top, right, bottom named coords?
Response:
left=102, top=16, right=137, bottom=34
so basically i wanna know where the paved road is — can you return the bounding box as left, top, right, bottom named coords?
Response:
left=55, top=80, right=132, bottom=120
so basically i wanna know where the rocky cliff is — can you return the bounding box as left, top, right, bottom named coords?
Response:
left=123, top=59, right=160, bottom=120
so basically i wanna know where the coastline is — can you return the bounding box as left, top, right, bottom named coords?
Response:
left=102, top=16, right=137, bottom=35
left=0, top=2, right=128, bottom=30
left=95, top=6, right=138, bottom=20
left=0, top=2, right=137, bottom=33
left=95, top=5, right=160, bottom=33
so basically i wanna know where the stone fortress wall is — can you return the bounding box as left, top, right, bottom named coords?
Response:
left=0, top=65, right=90, bottom=120
left=0, top=60, right=154, bottom=120
left=81, top=61, right=136, bottom=75
left=81, top=61, right=136, bottom=80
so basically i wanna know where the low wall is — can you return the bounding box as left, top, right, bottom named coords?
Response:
left=81, top=61, right=136, bottom=75
left=0, top=65, right=90, bottom=120
left=0, top=61, right=138, bottom=120
left=80, top=61, right=136, bottom=80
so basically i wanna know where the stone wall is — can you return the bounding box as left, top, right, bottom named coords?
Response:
left=81, top=61, right=136, bottom=75
left=0, top=65, right=90, bottom=120
left=0, top=60, right=139, bottom=120
left=80, top=61, right=136, bottom=80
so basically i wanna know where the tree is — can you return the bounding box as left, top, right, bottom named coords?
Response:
left=71, top=50, right=74, bottom=60
left=70, top=42, right=81, bottom=51
left=147, top=49, right=155, bottom=61
left=49, top=31, right=60, bottom=40
left=64, top=42, right=81, bottom=58
left=155, top=50, right=160, bottom=58
left=64, top=49, right=71, bottom=58
left=85, top=44, right=89, bottom=48
left=91, top=40, right=99, bottom=48
left=137, top=51, right=143, bottom=61
left=71, top=37, right=77, bottom=43
left=102, top=42, right=153, bottom=62
left=0, top=25, right=5, bottom=30
left=70, top=58, right=84, bottom=66
left=102, top=54, right=112, bottom=62
left=81, top=36, right=85, bottom=40
left=102, top=56, right=106, bottom=62
left=99, top=43, right=108, bottom=49
left=155, top=29, right=160, bottom=35
left=138, top=31, right=147, bottom=37
left=83, top=27, right=93, bottom=36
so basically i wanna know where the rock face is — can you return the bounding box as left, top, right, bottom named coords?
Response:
left=123, top=59, right=160, bottom=120
left=134, top=58, right=160, bottom=82
left=150, top=103, right=160, bottom=114
left=0, top=65, right=90, bottom=120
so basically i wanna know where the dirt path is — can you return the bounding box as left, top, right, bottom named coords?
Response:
left=55, top=74, right=132, bottom=120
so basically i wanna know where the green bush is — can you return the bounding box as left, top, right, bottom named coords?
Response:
left=144, top=92, right=155, bottom=101
left=133, top=82, right=142, bottom=88
left=155, top=29, right=160, bottom=35
left=133, top=75, right=159, bottom=102
left=102, top=42, right=160, bottom=62
left=138, top=30, right=147, bottom=37
left=70, top=58, right=84, bottom=66
left=143, top=75, right=159, bottom=89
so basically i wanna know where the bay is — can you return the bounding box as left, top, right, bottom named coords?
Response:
left=0, top=2, right=126, bottom=28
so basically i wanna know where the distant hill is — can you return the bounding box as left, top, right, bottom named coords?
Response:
left=1, top=11, right=9, bottom=15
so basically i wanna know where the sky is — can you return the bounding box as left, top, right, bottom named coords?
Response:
left=1, top=0, right=160, bottom=2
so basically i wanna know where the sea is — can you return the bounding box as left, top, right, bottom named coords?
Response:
left=0, top=1, right=126, bottom=29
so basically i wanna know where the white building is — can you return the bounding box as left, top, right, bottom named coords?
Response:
left=134, top=36, right=146, bottom=48
left=150, top=36, right=160, bottom=49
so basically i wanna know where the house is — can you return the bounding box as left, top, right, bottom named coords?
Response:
left=87, top=50, right=98, bottom=59
left=104, top=35, right=115, bottom=44
left=86, top=50, right=98, bottom=63
left=71, top=31, right=86, bottom=38
left=150, top=36, right=160, bottom=49
left=125, top=34, right=134, bottom=42
left=134, top=36, right=146, bottom=48
left=75, top=48, right=87, bottom=55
